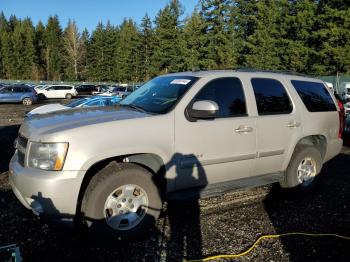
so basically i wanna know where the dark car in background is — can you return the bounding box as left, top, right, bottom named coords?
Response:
left=343, top=114, right=350, bottom=146
left=75, top=84, right=98, bottom=96
left=0, top=85, right=38, bottom=105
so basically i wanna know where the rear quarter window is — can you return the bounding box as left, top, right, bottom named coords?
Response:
left=291, top=80, right=336, bottom=112
left=251, top=78, right=293, bottom=115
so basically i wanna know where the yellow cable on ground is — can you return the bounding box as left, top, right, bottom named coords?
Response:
left=187, top=232, right=350, bottom=262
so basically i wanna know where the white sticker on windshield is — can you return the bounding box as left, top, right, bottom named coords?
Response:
left=170, top=79, right=191, bottom=85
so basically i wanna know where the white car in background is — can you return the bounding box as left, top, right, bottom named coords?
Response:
left=344, top=102, right=350, bottom=116
left=37, top=85, right=77, bottom=99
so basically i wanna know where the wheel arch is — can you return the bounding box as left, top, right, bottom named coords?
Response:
left=284, top=135, right=327, bottom=170
left=75, top=153, right=167, bottom=216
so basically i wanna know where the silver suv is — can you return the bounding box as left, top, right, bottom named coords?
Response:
left=9, top=70, right=342, bottom=239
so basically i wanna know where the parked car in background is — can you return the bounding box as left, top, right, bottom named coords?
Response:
left=34, top=84, right=48, bottom=91
left=341, top=82, right=350, bottom=102
left=26, top=95, right=121, bottom=116
left=343, top=114, right=350, bottom=146
left=75, top=84, right=98, bottom=96
left=37, top=85, right=77, bottom=99
left=0, top=84, right=38, bottom=105
left=92, top=85, right=111, bottom=95
left=344, top=102, right=350, bottom=116
left=97, top=85, right=134, bottom=97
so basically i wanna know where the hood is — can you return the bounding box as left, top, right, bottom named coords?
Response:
left=20, top=105, right=151, bottom=139
left=27, top=103, right=69, bottom=116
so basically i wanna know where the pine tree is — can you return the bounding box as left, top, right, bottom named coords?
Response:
left=278, top=0, right=316, bottom=73
left=182, top=10, right=207, bottom=70
left=200, top=0, right=236, bottom=69
left=1, top=31, right=14, bottom=79
left=139, top=14, right=154, bottom=80
left=87, top=22, right=116, bottom=81
left=103, top=21, right=118, bottom=81
left=310, top=1, right=350, bottom=74
left=34, top=21, right=47, bottom=80
left=0, top=12, right=8, bottom=78
left=45, top=15, right=63, bottom=80
left=5, top=18, right=36, bottom=79
left=152, top=0, right=183, bottom=74
left=80, top=28, right=90, bottom=80
left=243, top=0, right=282, bottom=70
left=114, top=19, right=141, bottom=82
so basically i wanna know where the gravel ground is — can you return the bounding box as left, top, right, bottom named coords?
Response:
left=0, top=101, right=349, bottom=262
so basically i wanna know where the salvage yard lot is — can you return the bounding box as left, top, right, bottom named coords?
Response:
left=0, top=101, right=349, bottom=261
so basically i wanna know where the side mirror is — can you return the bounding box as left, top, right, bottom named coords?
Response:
left=187, top=100, right=219, bottom=119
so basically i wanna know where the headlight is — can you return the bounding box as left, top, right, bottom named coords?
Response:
left=28, top=142, right=68, bottom=171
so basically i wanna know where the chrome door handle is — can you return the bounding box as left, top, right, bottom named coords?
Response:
left=287, top=121, right=301, bottom=128
left=235, top=126, right=253, bottom=133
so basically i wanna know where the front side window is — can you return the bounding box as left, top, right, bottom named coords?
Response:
left=193, top=77, right=247, bottom=118
left=291, top=80, right=336, bottom=112
left=120, top=76, right=198, bottom=114
left=251, top=78, right=293, bottom=115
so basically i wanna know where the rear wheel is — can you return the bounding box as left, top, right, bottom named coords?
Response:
left=81, top=162, right=162, bottom=240
left=65, top=93, right=72, bottom=99
left=280, top=146, right=322, bottom=190
left=22, top=97, right=33, bottom=106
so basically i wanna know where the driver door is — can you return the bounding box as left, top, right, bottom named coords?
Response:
left=174, top=77, right=257, bottom=190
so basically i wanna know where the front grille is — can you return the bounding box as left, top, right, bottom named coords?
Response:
left=17, top=134, right=28, bottom=148
left=16, top=134, right=28, bottom=167
left=18, top=151, right=25, bottom=166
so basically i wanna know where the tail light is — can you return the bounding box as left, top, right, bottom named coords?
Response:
left=336, top=98, right=344, bottom=138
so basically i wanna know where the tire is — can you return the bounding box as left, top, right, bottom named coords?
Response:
left=280, top=145, right=322, bottom=190
left=81, top=162, right=162, bottom=240
left=65, top=93, right=72, bottom=99
left=38, top=93, right=46, bottom=100
left=22, top=97, right=33, bottom=106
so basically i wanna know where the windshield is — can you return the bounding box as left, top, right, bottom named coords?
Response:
left=120, top=75, right=198, bottom=114
left=114, top=87, right=126, bottom=92
left=66, top=98, right=88, bottom=107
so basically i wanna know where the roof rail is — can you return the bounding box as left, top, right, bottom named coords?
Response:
left=234, top=67, right=312, bottom=77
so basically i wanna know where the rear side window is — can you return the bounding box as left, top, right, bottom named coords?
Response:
left=251, top=78, right=292, bottom=115
left=194, top=77, right=247, bottom=118
left=291, top=80, right=336, bottom=112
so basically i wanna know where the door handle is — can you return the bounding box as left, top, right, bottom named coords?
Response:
left=235, top=125, right=253, bottom=134
left=287, top=121, right=301, bottom=128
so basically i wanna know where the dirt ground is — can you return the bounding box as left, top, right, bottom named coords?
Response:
left=0, top=101, right=349, bottom=262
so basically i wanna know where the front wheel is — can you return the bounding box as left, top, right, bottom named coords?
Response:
left=81, top=162, right=162, bottom=240
left=65, top=93, right=72, bottom=99
left=22, top=97, right=33, bottom=106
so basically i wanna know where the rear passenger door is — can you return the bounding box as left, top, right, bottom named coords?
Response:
left=251, top=78, right=302, bottom=175
left=11, top=86, right=23, bottom=101
left=175, top=77, right=257, bottom=189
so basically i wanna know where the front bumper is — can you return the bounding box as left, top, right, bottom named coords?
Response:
left=9, top=152, right=84, bottom=222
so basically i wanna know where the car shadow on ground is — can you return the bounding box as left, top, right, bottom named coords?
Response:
left=263, top=153, right=350, bottom=261
left=0, top=152, right=207, bottom=262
